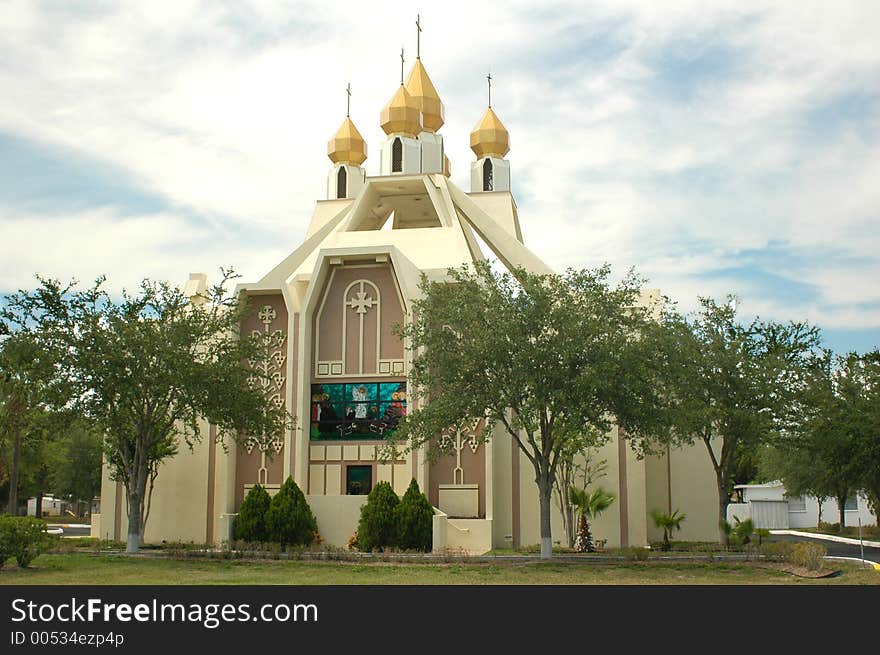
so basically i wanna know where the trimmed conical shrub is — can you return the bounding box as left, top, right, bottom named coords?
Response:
left=396, top=479, right=433, bottom=551
left=266, top=477, right=318, bottom=547
left=357, top=481, right=400, bottom=551
left=234, top=484, right=271, bottom=543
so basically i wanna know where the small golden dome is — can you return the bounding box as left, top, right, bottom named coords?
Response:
left=380, top=85, right=422, bottom=137
left=405, top=59, right=444, bottom=132
left=470, top=107, right=509, bottom=159
left=327, top=117, right=367, bottom=166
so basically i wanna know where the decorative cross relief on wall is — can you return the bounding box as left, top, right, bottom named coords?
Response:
left=439, top=418, right=482, bottom=485
left=245, top=305, right=287, bottom=483
left=343, top=279, right=381, bottom=375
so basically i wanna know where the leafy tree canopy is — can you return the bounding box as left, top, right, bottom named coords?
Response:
left=1, top=270, right=292, bottom=551
left=659, top=296, right=821, bottom=544
left=394, top=261, right=673, bottom=558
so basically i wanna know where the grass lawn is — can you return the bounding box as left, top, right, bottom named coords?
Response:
left=1, top=553, right=878, bottom=585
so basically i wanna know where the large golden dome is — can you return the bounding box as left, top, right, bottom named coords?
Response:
left=327, top=117, right=367, bottom=166
left=380, top=84, right=422, bottom=137
left=470, top=107, right=510, bottom=159
left=405, top=59, right=444, bottom=133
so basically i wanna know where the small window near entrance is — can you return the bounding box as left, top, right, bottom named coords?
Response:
left=347, top=465, right=372, bottom=495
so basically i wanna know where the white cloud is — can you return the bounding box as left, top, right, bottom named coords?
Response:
left=0, top=0, right=878, bottom=338
left=0, top=206, right=285, bottom=296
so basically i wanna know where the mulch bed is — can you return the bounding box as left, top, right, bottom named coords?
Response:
left=754, top=561, right=838, bottom=578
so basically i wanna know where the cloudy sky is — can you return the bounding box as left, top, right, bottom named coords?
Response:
left=1, top=0, right=878, bottom=353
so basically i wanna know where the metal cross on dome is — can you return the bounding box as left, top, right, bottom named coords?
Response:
left=347, top=290, right=376, bottom=314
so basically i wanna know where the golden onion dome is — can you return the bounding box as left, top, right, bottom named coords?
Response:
left=470, top=107, right=510, bottom=159
left=404, top=59, right=445, bottom=132
left=380, top=84, right=422, bottom=137
left=327, top=117, right=367, bottom=166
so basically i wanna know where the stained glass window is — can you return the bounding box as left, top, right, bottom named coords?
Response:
left=310, top=381, right=407, bottom=440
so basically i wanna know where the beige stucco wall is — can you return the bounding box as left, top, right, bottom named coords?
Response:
left=142, top=436, right=211, bottom=543
left=668, top=440, right=720, bottom=541
left=625, top=441, right=649, bottom=547
left=516, top=449, right=567, bottom=549
left=643, top=451, right=670, bottom=544
left=588, top=434, right=623, bottom=548
left=307, top=494, right=366, bottom=547
left=433, top=515, right=493, bottom=555
left=467, top=192, right=521, bottom=242
left=490, top=423, right=514, bottom=548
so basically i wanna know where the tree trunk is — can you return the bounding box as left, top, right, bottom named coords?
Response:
left=564, top=504, right=574, bottom=549
left=538, top=474, right=553, bottom=559
left=717, top=477, right=729, bottom=548
left=837, top=497, right=846, bottom=530
left=126, top=469, right=149, bottom=554
left=7, top=425, right=21, bottom=516
left=35, top=491, right=43, bottom=519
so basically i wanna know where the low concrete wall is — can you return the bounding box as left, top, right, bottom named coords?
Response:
left=446, top=519, right=493, bottom=555
left=433, top=510, right=493, bottom=555
left=432, top=510, right=448, bottom=554
left=307, top=495, right=367, bottom=547
left=90, top=513, right=101, bottom=539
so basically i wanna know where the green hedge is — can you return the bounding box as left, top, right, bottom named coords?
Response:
left=357, top=481, right=400, bottom=552
left=266, top=477, right=318, bottom=547
left=355, top=479, right=433, bottom=552
left=0, top=516, right=55, bottom=568
left=235, top=484, right=272, bottom=543
left=396, top=479, right=434, bottom=552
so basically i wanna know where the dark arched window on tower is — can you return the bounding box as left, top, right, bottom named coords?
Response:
left=392, top=137, right=403, bottom=173
left=483, top=158, right=494, bottom=191
left=337, top=167, right=347, bottom=199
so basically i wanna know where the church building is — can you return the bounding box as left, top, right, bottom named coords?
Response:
left=95, top=34, right=719, bottom=553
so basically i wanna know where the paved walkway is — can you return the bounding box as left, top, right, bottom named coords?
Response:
left=769, top=530, right=880, bottom=569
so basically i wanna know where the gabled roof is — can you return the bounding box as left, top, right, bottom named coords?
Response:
left=241, top=173, right=551, bottom=295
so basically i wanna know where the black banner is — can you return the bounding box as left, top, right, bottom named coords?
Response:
left=0, top=585, right=875, bottom=651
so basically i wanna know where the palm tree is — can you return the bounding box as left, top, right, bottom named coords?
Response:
left=569, top=487, right=616, bottom=552
left=651, top=509, right=686, bottom=551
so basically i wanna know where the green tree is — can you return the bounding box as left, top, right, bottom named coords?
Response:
left=839, top=350, right=880, bottom=525
left=771, top=351, right=877, bottom=529
left=234, top=483, right=272, bottom=543
left=396, top=479, right=433, bottom=551
left=266, top=477, right=317, bottom=547
left=46, top=418, right=103, bottom=517
left=0, top=334, right=63, bottom=516
left=395, top=262, right=671, bottom=559
left=760, top=443, right=831, bottom=528
left=651, top=509, right=686, bottom=551
left=659, top=297, right=820, bottom=546
left=357, top=481, right=400, bottom=551
left=1, top=271, right=292, bottom=552
left=569, top=487, right=615, bottom=553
